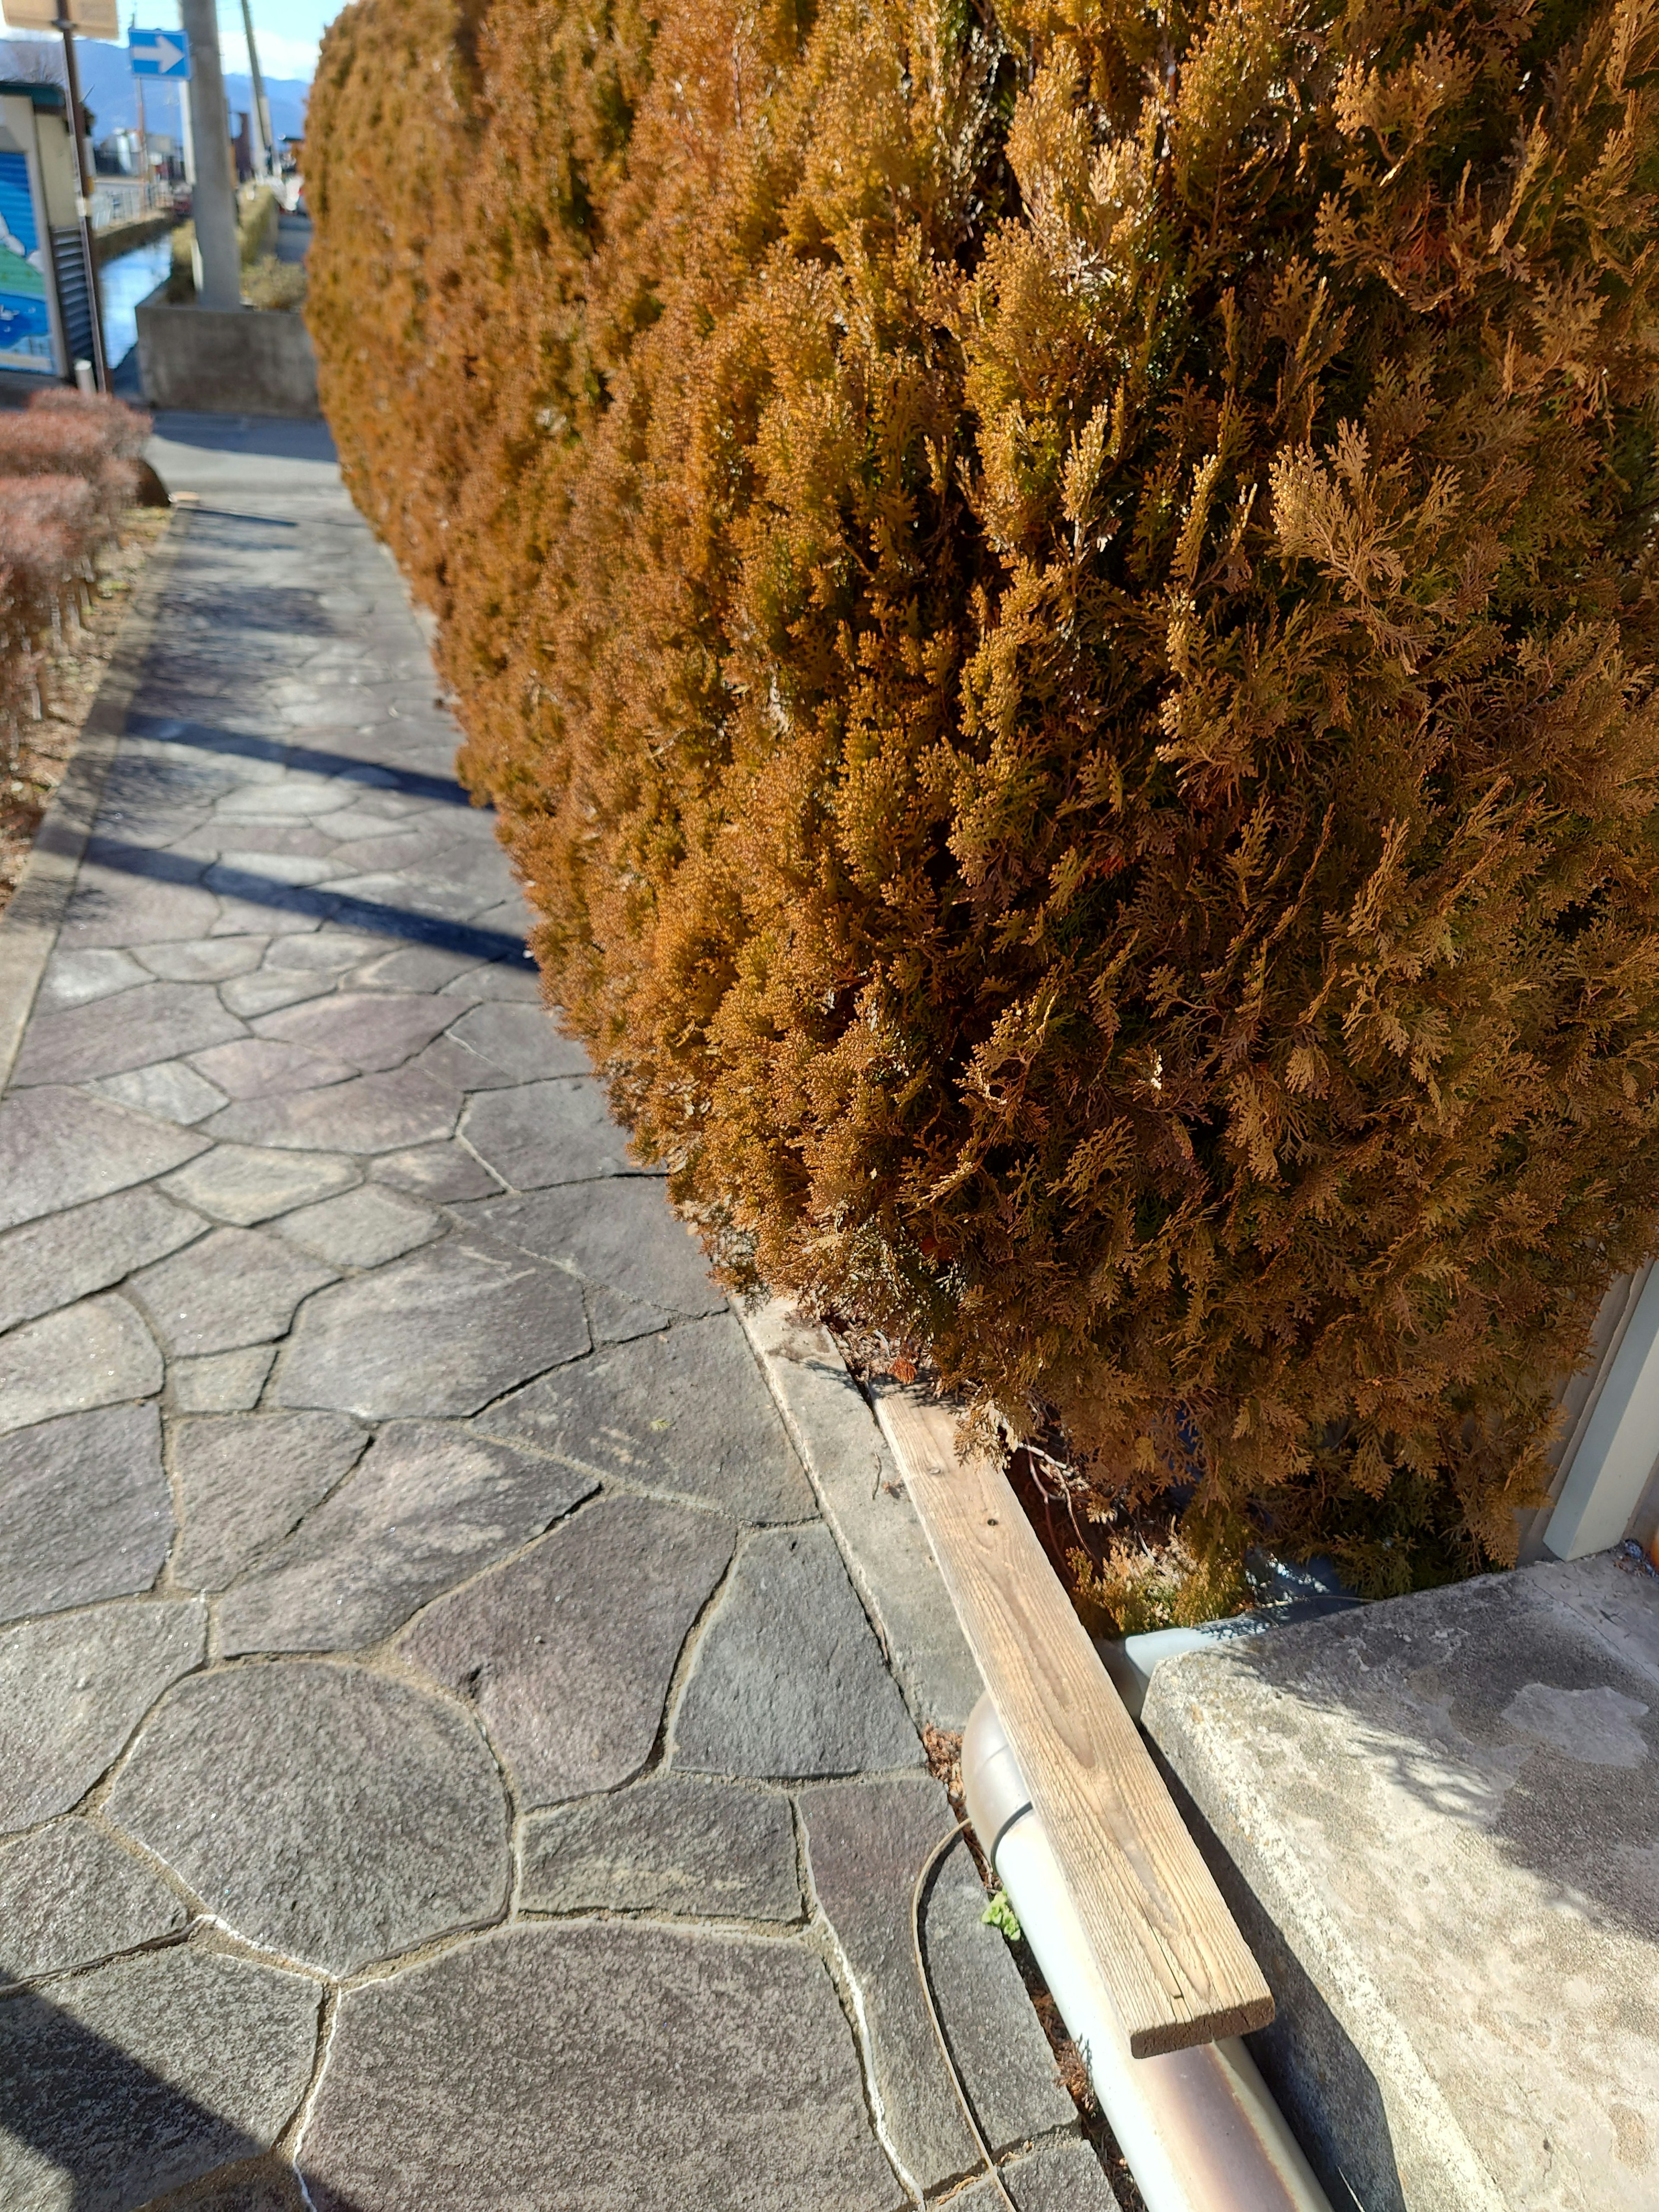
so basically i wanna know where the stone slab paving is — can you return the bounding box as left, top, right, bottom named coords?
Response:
left=0, top=416, right=1117, bottom=2211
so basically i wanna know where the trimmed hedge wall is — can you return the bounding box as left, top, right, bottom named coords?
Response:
left=309, top=0, right=1659, bottom=1591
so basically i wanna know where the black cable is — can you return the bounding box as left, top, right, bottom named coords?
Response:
left=910, top=1819, right=1019, bottom=2211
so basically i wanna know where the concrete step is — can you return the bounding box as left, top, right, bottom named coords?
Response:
left=1140, top=1552, right=1659, bottom=2210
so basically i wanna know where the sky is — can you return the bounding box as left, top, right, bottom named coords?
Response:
left=5, top=4, right=343, bottom=81
left=210, top=3, right=344, bottom=82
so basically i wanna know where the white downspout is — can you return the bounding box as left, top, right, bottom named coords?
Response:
left=961, top=1697, right=1334, bottom=2212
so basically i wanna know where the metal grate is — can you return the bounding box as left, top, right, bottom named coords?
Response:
left=50, top=228, right=92, bottom=363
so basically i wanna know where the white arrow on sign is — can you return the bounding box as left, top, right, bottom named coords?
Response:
left=129, top=26, right=192, bottom=77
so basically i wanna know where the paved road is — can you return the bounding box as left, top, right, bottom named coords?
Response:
left=0, top=418, right=1116, bottom=2212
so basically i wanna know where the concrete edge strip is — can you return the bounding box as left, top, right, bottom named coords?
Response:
left=735, top=1294, right=981, bottom=1738
left=737, top=1295, right=1116, bottom=2197
left=0, top=505, right=188, bottom=1093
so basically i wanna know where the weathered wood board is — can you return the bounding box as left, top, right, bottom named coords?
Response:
left=876, top=1387, right=1274, bottom=2057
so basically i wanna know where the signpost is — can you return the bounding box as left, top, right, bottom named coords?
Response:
left=130, top=22, right=191, bottom=207
left=128, top=25, right=190, bottom=78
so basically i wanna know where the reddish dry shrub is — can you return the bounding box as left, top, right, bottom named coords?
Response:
left=309, top=0, right=1659, bottom=1589
left=27, top=389, right=153, bottom=462
left=0, top=408, right=137, bottom=526
left=0, top=476, right=97, bottom=629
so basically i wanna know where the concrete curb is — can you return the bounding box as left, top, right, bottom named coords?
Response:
left=737, top=1296, right=981, bottom=1738
left=0, top=508, right=186, bottom=1091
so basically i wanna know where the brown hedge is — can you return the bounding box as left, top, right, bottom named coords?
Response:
left=309, top=0, right=1659, bottom=1592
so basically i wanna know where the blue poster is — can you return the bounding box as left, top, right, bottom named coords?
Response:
left=0, top=149, right=53, bottom=367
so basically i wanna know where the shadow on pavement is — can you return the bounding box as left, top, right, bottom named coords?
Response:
left=0, top=1965, right=341, bottom=2212
left=150, top=415, right=340, bottom=467
left=79, top=837, right=533, bottom=969
left=125, top=713, right=474, bottom=806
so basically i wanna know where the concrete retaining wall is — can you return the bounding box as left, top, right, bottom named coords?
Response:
left=135, top=286, right=318, bottom=417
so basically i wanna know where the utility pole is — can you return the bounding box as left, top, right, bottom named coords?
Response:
left=133, top=57, right=149, bottom=202
left=238, top=0, right=270, bottom=178
left=54, top=14, right=108, bottom=389
left=177, top=0, right=239, bottom=308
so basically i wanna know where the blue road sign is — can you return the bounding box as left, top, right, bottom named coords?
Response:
left=129, top=27, right=191, bottom=79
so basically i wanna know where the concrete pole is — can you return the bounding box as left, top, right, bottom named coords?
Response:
left=178, top=0, right=240, bottom=308
left=178, top=78, right=194, bottom=185
left=238, top=0, right=271, bottom=178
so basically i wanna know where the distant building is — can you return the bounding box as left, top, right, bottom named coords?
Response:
left=94, top=129, right=142, bottom=176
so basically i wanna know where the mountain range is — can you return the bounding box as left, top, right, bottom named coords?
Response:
left=0, top=36, right=310, bottom=145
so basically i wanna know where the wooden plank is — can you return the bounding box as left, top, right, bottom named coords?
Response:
left=876, top=1387, right=1275, bottom=2058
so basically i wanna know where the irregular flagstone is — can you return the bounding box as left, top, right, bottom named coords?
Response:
left=251, top=991, right=458, bottom=1071
left=799, top=1777, right=1075, bottom=2190
left=0, top=1945, right=321, bottom=2212
left=272, top=1238, right=588, bottom=1419
left=136, top=938, right=268, bottom=982
left=216, top=778, right=353, bottom=820
left=262, top=927, right=388, bottom=975
left=273, top=1185, right=439, bottom=1268
left=170, top=1347, right=277, bottom=1414
left=298, top=1922, right=899, bottom=2212
left=220, top=969, right=335, bottom=1018
left=460, top=1078, right=639, bottom=1189
left=359, top=944, right=490, bottom=994
left=0, top=1406, right=170, bottom=1625
left=370, top=1140, right=502, bottom=1201
left=445, top=1001, right=591, bottom=1080
left=457, top=1179, right=725, bottom=1316
left=217, top=1421, right=597, bottom=1653
left=128, top=1230, right=337, bottom=1358
left=478, top=1317, right=813, bottom=1524
left=403, top=1032, right=519, bottom=1096
left=56, top=868, right=221, bottom=950
left=204, top=1067, right=461, bottom=1154
left=140, top=2157, right=310, bottom=2212
left=400, top=1495, right=735, bottom=1806
left=0, top=1823, right=188, bottom=1988
left=587, top=1287, right=677, bottom=1344
left=89, top=1062, right=229, bottom=1126
left=207, top=853, right=338, bottom=891
left=0, top=1189, right=203, bottom=1336
left=105, top=1662, right=510, bottom=1975
left=0, top=1089, right=205, bottom=1235
left=162, top=1145, right=359, bottom=1227
left=0, top=1296, right=163, bottom=1440
left=954, top=2139, right=1121, bottom=2211
left=187, top=1038, right=357, bottom=1100
left=10, top=984, right=245, bottom=1088
left=439, top=960, right=542, bottom=1004
left=37, top=945, right=151, bottom=1010
left=0, top=1599, right=206, bottom=1833
left=169, top=1411, right=369, bottom=1590
left=211, top=896, right=322, bottom=939
left=674, top=1525, right=922, bottom=1780
left=521, top=1773, right=801, bottom=1922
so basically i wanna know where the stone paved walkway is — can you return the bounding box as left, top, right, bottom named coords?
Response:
left=0, top=418, right=1119, bottom=2212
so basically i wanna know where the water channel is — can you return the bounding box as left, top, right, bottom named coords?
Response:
left=99, top=234, right=173, bottom=375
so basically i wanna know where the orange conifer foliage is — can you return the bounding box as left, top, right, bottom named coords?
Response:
left=309, top=0, right=1659, bottom=1590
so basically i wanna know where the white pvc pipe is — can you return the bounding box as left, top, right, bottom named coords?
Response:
left=962, top=1697, right=1334, bottom=2212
